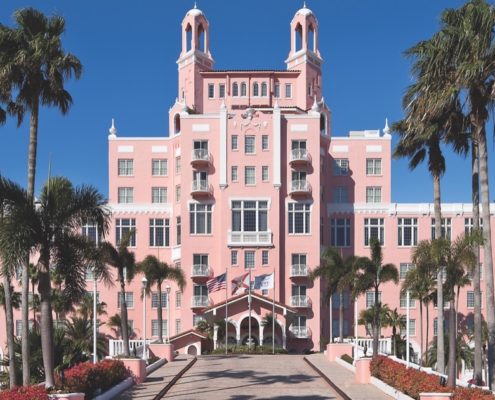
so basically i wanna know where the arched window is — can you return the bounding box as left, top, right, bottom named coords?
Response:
left=233, top=82, right=239, bottom=97
left=241, top=82, right=247, bottom=97
left=186, top=24, right=192, bottom=52
left=295, top=23, right=303, bottom=51
left=174, top=114, right=181, bottom=134
left=261, top=82, right=267, bottom=97
left=308, top=25, right=315, bottom=52
left=253, top=82, right=259, bottom=97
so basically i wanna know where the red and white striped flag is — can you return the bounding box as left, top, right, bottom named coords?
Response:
left=207, top=273, right=227, bottom=293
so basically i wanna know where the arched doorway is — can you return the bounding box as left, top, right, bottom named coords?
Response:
left=239, top=315, right=260, bottom=347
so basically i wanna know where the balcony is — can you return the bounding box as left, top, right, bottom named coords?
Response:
left=191, top=264, right=211, bottom=278
left=191, top=180, right=212, bottom=196
left=290, top=264, right=309, bottom=278
left=290, top=148, right=311, bottom=166
left=191, top=149, right=211, bottom=166
left=290, top=295, right=311, bottom=308
left=191, top=295, right=210, bottom=308
left=289, top=326, right=312, bottom=339
left=289, top=180, right=311, bottom=196
left=228, top=230, right=273, bottom=247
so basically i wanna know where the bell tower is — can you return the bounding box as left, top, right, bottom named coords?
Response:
left=177, top=4, right=214, bottom=113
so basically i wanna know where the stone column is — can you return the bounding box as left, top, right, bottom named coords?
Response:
left=213, top=325, right=218, bottom=350
left=259, top=325, right=264, bottom=346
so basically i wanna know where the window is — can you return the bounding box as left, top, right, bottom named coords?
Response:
left=332, top=186, right=348, bottom=203
left=231, top=166, right=238, bottom=182
left=467, top=291, right=481, bottom=308
left=151, top=292, right=168, bottom=308
left=116, top=218, right=136, bottom=246
left=85, top=267, right=94, bottom=281
left=262, top=135, right=269, bottom=150
left=366, top=159, right=382, bottom=175
left=400, top=293, right=416, bottom=308
left=333, top=159, right=349, bottom=176
left=231, top=251, right=238, bottom=265
left=261, top=82, right=267, bottom=97
left=292, top=253, right=307, bottom=269
left=400, top=263, right=413, bottom=280
left=332, top=320, right=350, bottom=337
left=241, top=82, right=247, bottom=96
left=175, top=185, right=181, bottom=203
left=189, top=203, right=213, bottom=234
left=219, top=84, right=225, bottom=98
left=232, top=82, right=239, bottom=97
left=433, top=318, right=449, bottom=336
left=245, top=166, right=256, bottom=185
left=285, top=83, right=292, bottom=98
left=152, top=187, right=167, bottom=203
left=288, top=203, right=310, bottom=234
left=176, top=291, right=182, bottom=308
left=431, top=218, right=452, bottom=240
left=118, top=292, right=134, bottom=308
left=274, top=83, right=280, bottom=98
left=465, top=217, right=483, bottom=234
left=193, top=315, right=205, bottom=327
left=175, top=156, right=181, bottom=174
left=15, top=320, right=34, bottom=336
left=253, top=82, right=259, bottom=96
left=245, top=136, right=255, bottom=154
left=176, top=216, right=181, bottom=245
left=364, top=218, right=384, bottom=246
left=151, top=320, right=168, bottom=337
left=366, top=187, right=382, bottom=203
left=149, top=218, right=169, bottom=247
left=262, top=166, right=269, bottom=182
left=408, top=319, right=416, bottom=336
left=82, top=222, right=99, bottom=244
left=330, top=218, right=351, bottom=247
left=208, top=83, right=214, bottom=98
left=118, top=159, right=133, bottom=176
left=245, top=251, right=255, bottom=269
left=366, top=291, right=381, bottom=308
left=232, top=135, right=238, bottom=150
left=398, top=218, right=418, bottom=247
left=332, top=292, right=350, bottom=309
left=262, top=250, right=269, bottom=265
left=232, top=200, right=268, bottom=233
left=176, top=319, right=182, bottom=334
left=193, top=254, right=208, bottom=270
left=118, top=187, right=133, bottom=203
left=152, top=159, right=167, bottom=176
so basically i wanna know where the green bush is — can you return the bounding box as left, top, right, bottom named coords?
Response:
left=341, top=354, right=353, bottom=365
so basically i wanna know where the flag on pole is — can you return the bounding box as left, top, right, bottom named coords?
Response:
left=207, top=273, right=227, bottom=293
left=231, top=272, right=249, bottom=295
left=253, top=273, right=274, bottom=290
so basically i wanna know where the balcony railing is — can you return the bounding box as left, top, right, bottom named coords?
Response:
left=191, top=264, right=211, bottom=278
left=289, top=180, right=311, bottom=195
left=290, top=295, right=311, bottom=308
left=290, top=148, right=311, bottom=164
left=191, top=295, right=210, bottom=308
left=228, top=230, right=273, bottom=247
left=289, top=326, right=312, bottom=339
left=191, top=149, right=211, bottom=164
left=191, top=180, right=212, bottom=195
left=290, top=264, right=309, bottom=277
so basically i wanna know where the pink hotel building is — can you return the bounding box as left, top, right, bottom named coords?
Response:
left=4, top=4, right=495, bottom=359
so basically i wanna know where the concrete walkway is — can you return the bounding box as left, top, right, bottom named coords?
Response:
left=305, top=354, right=392, bottom=400
left=117, top=355, right=194, bottom=400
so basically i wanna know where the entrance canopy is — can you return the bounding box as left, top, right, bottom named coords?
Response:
left=203, top=292, right=297, bottom=316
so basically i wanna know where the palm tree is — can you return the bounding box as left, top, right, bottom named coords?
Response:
left=100, top=234, right=136, bottom=357
left=107, top=313, right=134, bottom=340
left=426, top=334, right=474, bottom=378
left=137, top=255, right=185, bottom=344
left=382, top=307, right=406, bottom=357
left=64, top=317, right=107, bottom=360
left=354, top=238, right=398, bottom=356
left=29, top=263, right=39, bottom=322
left=76, top=292, right=107, bottom=322
left=0, top=176, right=109, bottom=387
left=310, top=247, right=358, bottom=342
left=0, top=10, right=82, bottom=385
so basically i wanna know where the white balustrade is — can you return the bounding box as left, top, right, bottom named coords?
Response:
left=289, top=326, right=311, bottom=338
left=191, top=149, right=210, bottom=163
left=290, top=180, right=311, bottom=194
left=290, top=295, right=311, bottom=308
left=290, top=264, right=309, bottom=277
left=290, top=148, right=310, bottom=163
left=228, top=230, right=273, bottom=246
left=191, top=180, right=211, bottom=194
left=191, top=264, right=210, bottom=277
left=191, top=295, right=209, bottom=308
left=108, top=339, right=153, bottom=358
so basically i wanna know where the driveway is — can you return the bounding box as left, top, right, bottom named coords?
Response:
left=164, top=354, right=343, bottom=400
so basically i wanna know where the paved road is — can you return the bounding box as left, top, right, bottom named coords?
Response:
left=164, top=354, right=343, bottom=400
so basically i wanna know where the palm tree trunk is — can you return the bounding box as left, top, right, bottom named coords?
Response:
left=434, top=172, right=445, bottom=374
left=339, top=290, right=344, bottom=342
left=425, top=302, right=429, bottom=366
left=392, top=326, right=396, bottom=357
left=38, top=260, right=55, bottom=387
left=372, top=286, right=379, bottom=356
left=3, top=275, right=17, bottom=388
left=157, top=283, right=163, bottom=344
left=447, top=288, right=457, bottom=388
left=420, top=299, right=424, bottom=366
left=120, top=279, right=130, bottom=357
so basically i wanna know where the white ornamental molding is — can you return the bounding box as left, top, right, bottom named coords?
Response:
left=108, top=203, right=172, bottom=215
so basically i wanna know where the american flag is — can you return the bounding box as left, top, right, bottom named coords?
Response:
left=207, top=273, right=227, bottom=293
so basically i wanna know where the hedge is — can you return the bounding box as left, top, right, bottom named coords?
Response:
left=0, top=386, right=48, bottom=400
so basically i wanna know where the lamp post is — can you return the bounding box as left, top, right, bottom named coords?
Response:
left=142, top=277, right=148, bottom=360
left=166, top=285, right=171, bottom=343
left=93, top=227, right=99, bottom=364
left=406, top=290, right=410, bottom=368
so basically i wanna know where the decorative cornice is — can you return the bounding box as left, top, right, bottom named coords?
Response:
left=109, top=203, right=172, bottom=215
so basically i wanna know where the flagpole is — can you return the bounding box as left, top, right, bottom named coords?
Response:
left=248, top=267, right=252, bottom=351
left=225, top=268, right=228, bottom=355
left=272, top=269, right=275, bottom=354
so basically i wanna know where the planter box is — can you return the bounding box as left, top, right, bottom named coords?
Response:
left=149, top=343, right=175, bottom=362
left=355, top=357, right=372, bottom=384
left=326, top=343, right=353, bottom=362
left=419, top=394, right=453, bottom=400
left=120, top=358, right=146, bottom=383
left=49, top=394, right=85, bottom=400
left=371, top=377, right=415, bottom=400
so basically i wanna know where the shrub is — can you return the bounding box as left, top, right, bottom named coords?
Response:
left=0, top=386, right=48, bottom=400
left=370, top=356, right=494, bottom=400
left=341, top=354, right=353, bottom=365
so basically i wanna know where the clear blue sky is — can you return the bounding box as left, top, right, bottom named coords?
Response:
left=0, top=0, right=492, bottom=203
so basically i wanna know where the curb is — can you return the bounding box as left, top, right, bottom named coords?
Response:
left=152, top=357, right=197, bottom=400
left=303, top=356, right=352, bottom=400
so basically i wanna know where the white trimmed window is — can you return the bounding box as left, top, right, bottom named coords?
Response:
left=261, top=82, right=268, bottom=97
left=82, top=222, right=99, bottom=244
left=232, top=82, right=239, bottom=97
left=219, top=84, right=225, bottom=98
left=149, top=218, right=169, bottom=247
left=245, top=136, right=255, bottom=154
left=241, top=82, right=247, bottom=96
left=274, top=83, right=280, bottom=98
left=232, top=200, right=268, bottom=233
left=116, top=218, right=136, bottom=246
left=232, top=135, right=239, bottom=150
left=208, top=84, right=214, bottom=98
left=408, top=319, right=416, bottom=336
left=262, top=135, right=269, bottom=150
left=117, top=292, right=134, bottom=308
left=231, top=250, right=238, bottom=266
left=245, top=251, right=255, bottom=269
left=176, top=319, right=181, bottom=334
left=262, top=250, right=269, bottom=265
left=366, top=186, right=382, bottom=203
left=285, top=83, right=292, bottom=98
left=288, top=203, right=310, bottom=234
left=400, top=293, right=416, bottom=308
left=333, top=159, right=349, bottom=176
left=151, top=320, right=167, bottom=337
left=399, top=263, right=413, bottom=280
left=262, top=166, right=269, bottom=182
left=398, top=218, right=418, bottom=247
left=176, top=291, right=182, bottom=308
left=175, top=185, right=181, bottom=202
left=465, top=217, right=483, bottom=234
left=118, top=159, right=133, bottom=176
left=152, top=159, right=167, bottom=176
left=366, top=291, right=381, bottom=308
left=118, top=187, right=133, bottom=203
left=467, top=291, right=481, bottom=308
left=253, top=82, right=259, bottom=96
left=364, top=218, right=384, bottom=246
left=231, top=166, right=238, bottom=182
left=152, top=187, right=167, bottom=203
left=193, top=315, right=205, bottom=327
left=245, top=167, right=256, bottom=185
left=151, top=292, right=168, bottom=308
left=332, top=186, right=348, bottom=203
left=431, top=218, right=452, bottom=240
left=330, top=218, right=351, bottom=247
left=189, top=203, right=213, bottom=234
left=176, top=216, right=181, bottom=245
left=366, top=158, right=382, bottom=176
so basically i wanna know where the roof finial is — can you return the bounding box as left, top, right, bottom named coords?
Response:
left=383, top=117, right=391, bottom=136
left=303, top=1, right=307, bottom=8
left=194, top=1, right=197, bottom=9
left=109, top=118, right=117, bottom=137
